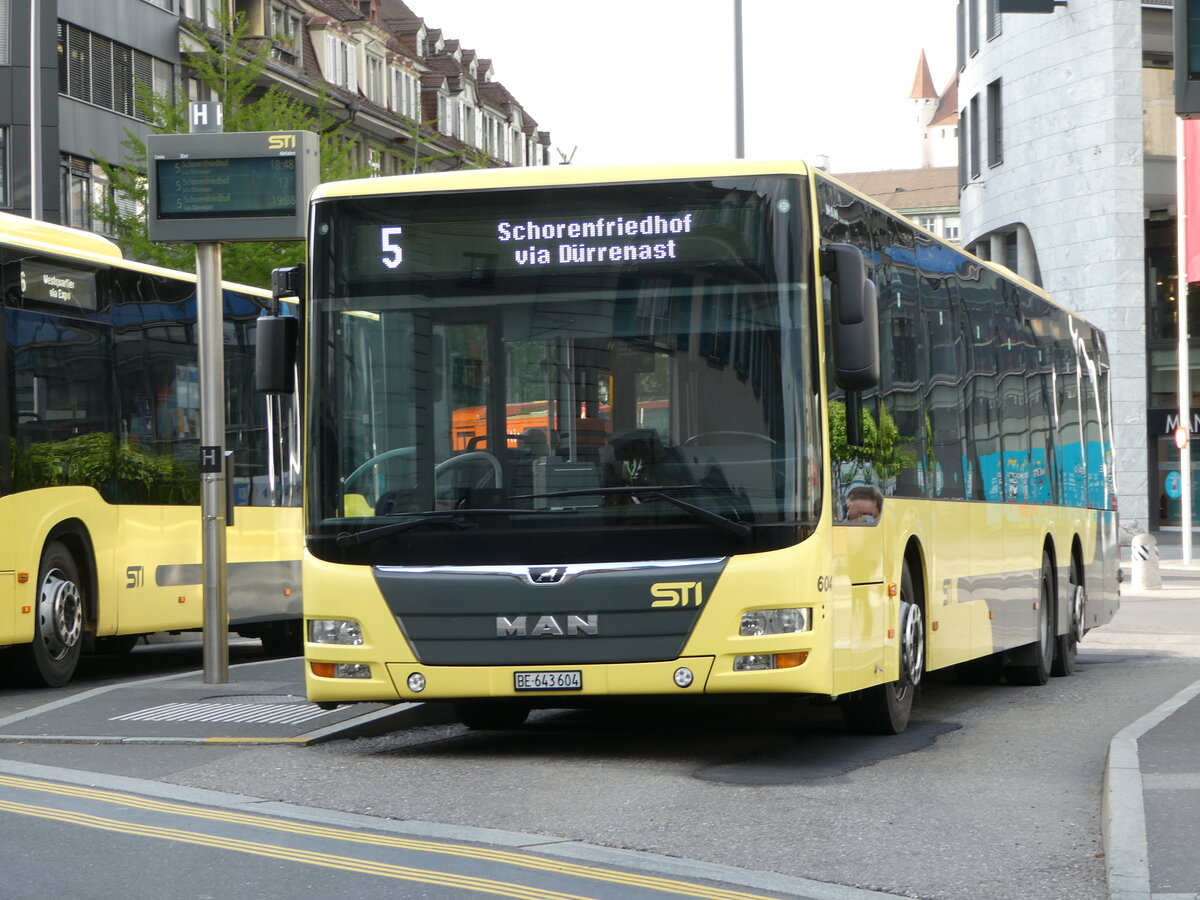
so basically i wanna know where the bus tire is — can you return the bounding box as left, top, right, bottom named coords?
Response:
left=842, top=565, right=923, bottom=735
left=21, top=541, right=86, bottom=687
left=1052, top=554, right=1084, bottom=677
left=454, top=700, right=530, bottom=730
left=260, top=620, right=303, bottom=657
left=1005, top=551, right=1055, bottom=686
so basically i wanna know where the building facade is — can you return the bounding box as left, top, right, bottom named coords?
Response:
left=0, top=0, right=552, bottom=233
left=957, top=0, right=1180, bottom=536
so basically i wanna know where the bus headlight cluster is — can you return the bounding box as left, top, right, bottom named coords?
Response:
left=733, top=652, right=808, bottom=671
left=739, top=608, right=811, bottom=636
left=310, top=662, right=371, bottom=679
left=308, top=619, right=364, bottom=645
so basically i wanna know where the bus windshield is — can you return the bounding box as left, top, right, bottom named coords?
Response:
left=308, top=176, right=820, bottom=565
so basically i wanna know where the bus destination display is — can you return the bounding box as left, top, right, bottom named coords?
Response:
left=20, top=261, right=97, bottom=310
left=352, top=208, right=761, bottom=286
left=155, top=156, right=297, bottom=220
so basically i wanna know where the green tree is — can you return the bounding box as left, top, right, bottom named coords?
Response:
left=94, top=11, right=370, bottom=287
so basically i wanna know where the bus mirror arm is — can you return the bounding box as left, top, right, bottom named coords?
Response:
left=844, top=390, right=862, bottom=448
left=822, top=243, right=880, bottom=392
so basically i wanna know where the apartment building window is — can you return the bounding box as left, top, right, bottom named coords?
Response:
left=0, top=127, right=8, bottom=207
left=986, top=0, right=1001, bottom=40
left=987, top=79, right=1003, bottom=167
left=365, top=55, right=385, bottom=106
left=969, top=93, right=981, bottom=178
left=958, top=105, right=969, bottom=187
left=60, top=154, right=111, bottom=231
left=919, top=216, right=937, bottom=232
left=181, top=0, right=221, bottom=27
left=324, top=35, right=354, bottom=91
left=945, top=222, right=960, bottom=241
left=57, top=22, right=173, bottom=122
left=968, top=0, right=979, bottom=57
left=390, top=68, right=418, bottom=120
left=0, top=0, right=9, bottom=65
left=269, top=3, right=302, bottom=66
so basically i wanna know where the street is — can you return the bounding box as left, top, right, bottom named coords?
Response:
left=0, top=568, right=1197, bottom=900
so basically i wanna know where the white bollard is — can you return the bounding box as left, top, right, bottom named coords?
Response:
left=1130, top=533, right=1161, bottom=590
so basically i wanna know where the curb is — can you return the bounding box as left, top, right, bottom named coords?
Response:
left=1105, top=676, right=1200, bottom=900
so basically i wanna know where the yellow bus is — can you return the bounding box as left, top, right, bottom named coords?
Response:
left=269, top=161, right=1119, bottom=733
left=1, top=213, right=302, bottom=687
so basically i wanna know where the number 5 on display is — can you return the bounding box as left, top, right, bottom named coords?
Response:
left=380, top=227, right=403, bottom=269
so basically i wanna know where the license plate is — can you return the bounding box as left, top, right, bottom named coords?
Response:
left=514, top=670, right=582, bottom=691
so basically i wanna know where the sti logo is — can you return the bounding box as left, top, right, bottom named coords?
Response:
left=650, top=581, right=704, bottom=608
left=268, top=133, right=297, bottom=150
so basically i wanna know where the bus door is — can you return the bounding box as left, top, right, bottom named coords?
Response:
left=831, top=394, right=886, bottom=690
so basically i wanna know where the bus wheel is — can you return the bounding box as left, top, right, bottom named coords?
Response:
left=94, top=634, right=140, bottom=655
left=1052, top=555, right=1084, bottom=677
left=1005, top=551, right=1054, bottom=686
left=260, top=621, right=303, bottom=657
left=842, top=566, right=924, bottom=735
left=454, top=700, right=530, bottom=730
left=21, top=541, right=86, bottom=687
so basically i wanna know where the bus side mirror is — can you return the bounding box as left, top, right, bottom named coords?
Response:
left=256, top=315, right=298, bottom=395
left=822, top=243, right=880, bottom=392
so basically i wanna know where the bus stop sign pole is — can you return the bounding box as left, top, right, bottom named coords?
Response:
left=197, top=239, right=228, bottom=683
left=191, top=102, right=229, bottom=684
left=145, top=106, right=319, bottom=684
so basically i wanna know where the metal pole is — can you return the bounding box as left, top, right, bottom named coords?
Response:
left=29, top=0, right=42, bottom=220
left=734, top=0, right=744, bottom=159
left=197, top=241, right=229, bottom=682
left=1177, top=116, right=1192, bottom=564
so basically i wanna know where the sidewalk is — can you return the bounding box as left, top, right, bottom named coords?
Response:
left=1106, top=530, right=1200, bottom=900
left=0, top=655, right=442, bottom=746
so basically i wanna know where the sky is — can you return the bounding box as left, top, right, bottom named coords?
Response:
left=423, top=1, right=959, bottom=173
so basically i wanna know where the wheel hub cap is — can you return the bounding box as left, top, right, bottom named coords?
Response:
left=39, top=569, right=82, bottom=660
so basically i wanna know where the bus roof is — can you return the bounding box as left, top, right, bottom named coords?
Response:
left=311, top=160, right=815, bottom=201
left=0, top=211, right=270, bottom=299
left=0, top=210, right=125, bottom=260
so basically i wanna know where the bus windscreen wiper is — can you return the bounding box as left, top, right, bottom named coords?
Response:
left=511, top=485, right=752, bottom=540
left=334, top=508, right=578, bottom=548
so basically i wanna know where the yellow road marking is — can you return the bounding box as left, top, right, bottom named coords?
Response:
left=0, top=798, right=587, bottom=900
left=0, top=774, right=779, bottom=900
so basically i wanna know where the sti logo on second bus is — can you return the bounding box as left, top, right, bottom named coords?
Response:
left=650, top=582, right=704, bottom=608
left=268, top=133, right=296, bottom=150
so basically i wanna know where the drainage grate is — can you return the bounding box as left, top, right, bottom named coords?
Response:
left=110, top=701, right=334, bottom=725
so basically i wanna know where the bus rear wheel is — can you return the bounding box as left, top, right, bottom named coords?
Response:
left=842, top=566, right=924, bottom=735
left=1004, top=551, right=1055, bottom=686
left=21, top=541, right=86, bottom=687
left=1052, top=555, right=1084, bottom=677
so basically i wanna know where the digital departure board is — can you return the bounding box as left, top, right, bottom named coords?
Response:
left=146, top=131, right=319, bottom=242
left=154, top=156, right=297, bottom=219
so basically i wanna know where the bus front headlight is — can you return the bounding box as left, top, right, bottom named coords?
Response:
left=308, top=619, right=364, bottom=645
left=739, top=608, right=811, bottom=636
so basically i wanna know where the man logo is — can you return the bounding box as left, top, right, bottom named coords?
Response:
left=496, top=615, right=598, bottom=637
left=650, top=581, right=704, bottom=608
left=528, top=567, right=566, bottom=584
left=268, top=133, right=297, bottom=150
